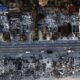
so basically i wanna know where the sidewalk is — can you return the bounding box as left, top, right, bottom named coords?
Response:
left=37, top=76, right=80, bottom=80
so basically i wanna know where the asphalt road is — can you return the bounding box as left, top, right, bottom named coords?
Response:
left=0, top=40, right=80, bottom=56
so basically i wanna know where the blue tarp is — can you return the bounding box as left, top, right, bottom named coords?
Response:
left=0, top=5, right=8, bottom=11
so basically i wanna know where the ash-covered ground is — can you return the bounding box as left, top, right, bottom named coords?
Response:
left=0, top=50, right=80, bottom=80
